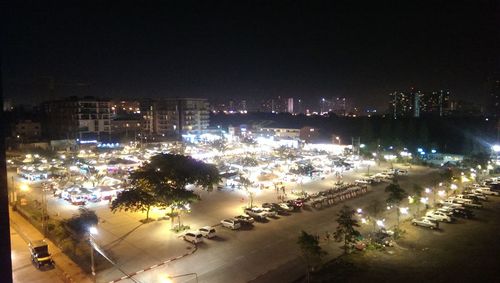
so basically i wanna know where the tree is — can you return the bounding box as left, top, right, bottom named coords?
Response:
left=111, top=154, right=220, bottom=223
left=239, top=175, right=255, bottom=208
left=333, top=205, right=361, bottom=254
left=439, top=168, right=453, bottom=184
left=365, top=200, right=383, bottom=232
left=110, top=180, right=159, bottom=221
left=297, top=231, right=327, bottom=282
left=385, top=180, right=407, bottom=227
left=412, top=184, right=424, bottom=216
left=64, top=207, right=99, bottom=238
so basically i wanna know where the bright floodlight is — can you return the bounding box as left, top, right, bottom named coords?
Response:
left=492, top=145, right=500, bottom=152
left=19, top=183, right=30, bottom=192
left=89, top=227, right=98, bottom=235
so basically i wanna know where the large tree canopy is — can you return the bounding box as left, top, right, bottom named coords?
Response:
left=111, top=153, right=220, bottom=221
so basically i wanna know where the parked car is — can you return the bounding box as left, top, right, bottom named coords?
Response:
left=412, top=217, right=438, bottom=229
left=183, top=232, right=204, bottom=244
left=199, top=226, right=216, bottom=238
left=278, top=202, right=294, bottom=212
left=355, top=179, right=371, bottom=185
left=474, top=188, right=499, bottom=196
left=29, top=240, right=54, bottom=269
left=436, top=207, right=454, bottom=216
left=426, top=211, right=453, bottom=222
left=262, top=203, right=289, bottom=215
left=244, top=207, right=267, bottom=221
left=452, top=208, right=474, bottom=218
left=261, top=207, right=278, bottom=217
left=234, top=214, right=255, bottom=224
left=220, top=218, right=241, bottom=230
left=370, top=230, right=394, bottom=247
left=465, top=192, right=487, bottom=201
left=286, top=199, right=304, bottom=210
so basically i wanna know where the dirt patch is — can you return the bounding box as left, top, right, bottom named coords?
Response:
left=304, top=198, right=500, bottom=282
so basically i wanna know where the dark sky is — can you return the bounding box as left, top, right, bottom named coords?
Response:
left=2, top=1, right=499, bottom=110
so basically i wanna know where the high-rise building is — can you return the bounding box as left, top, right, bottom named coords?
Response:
left=420, top=90, right=450, bottom=117
left=388, top=91, right=413, bottom=119
left=487, top=80, right=500, bottom=117
left=155, top=98, right=210, bottom=136
left=42, top=96, right=111, bottom=141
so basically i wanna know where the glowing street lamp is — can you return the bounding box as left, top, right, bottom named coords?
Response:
left=492, top=145, right=500, bottom=152
left=19, top=183, right=30, bottom=192
left=88, top=227, right=98, bottom=281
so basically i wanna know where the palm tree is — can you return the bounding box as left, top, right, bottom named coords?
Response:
left=412, top=184, right=424, bottom=216
left=297, top=231, right=326, bottom=282
left=385, top=180, right=407, bottom=227
left=239, top=175, right=255, bottom=207
left=333, top=205, right=361, bottom=254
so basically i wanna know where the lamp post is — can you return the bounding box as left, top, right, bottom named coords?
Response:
left=88, top=226, right=98, bottom=282
left=162, top=273, right=199, bottom=283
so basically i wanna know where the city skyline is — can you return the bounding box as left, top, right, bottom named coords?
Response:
left=3, top=1, right=498, bottom=109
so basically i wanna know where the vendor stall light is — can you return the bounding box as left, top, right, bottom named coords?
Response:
left=431, top=149, right=437, bottom=154
left=450, top=184, right=458, bottom=190
left=376, top=219, right=385, bottom=227
left=492, top=145, right=500, bottom=152
left=421, top=197, right=428, bottom=204
left=399, top=207, right=409, bottom=215
left=386, top=206, right=391, bottom=210
left=408, top=196, right=414, bottom=204
left=438, top=190, right=446, bottom=197
left=361, top=218, right=367, bottom=224
left=356, top=208, right=363, bottom=214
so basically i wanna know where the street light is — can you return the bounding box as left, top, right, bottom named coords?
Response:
left=89, top=227, right=98, bottom=282
left=161, top=273, right=199, bottom=283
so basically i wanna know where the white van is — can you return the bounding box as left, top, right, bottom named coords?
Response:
left=183, top=232, right=204, bottom=244
left=199, top=226, right=216, bottom=238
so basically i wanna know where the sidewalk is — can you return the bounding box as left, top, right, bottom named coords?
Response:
left=9, top=206, right=93, bottom=283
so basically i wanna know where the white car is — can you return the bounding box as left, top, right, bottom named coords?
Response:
left=355, top=179, right=371, bottom=185
left=474, top=188, right=499, bottom=196
left=220, top=218, right=241, bottom=230
left=278, top=203, right=294, bottom=212
left=244, top=207, right=267, bottom=220
left=199, top=226, right=216, bottom=238
left=440, top=200, right=464, bottom=208
left=436, top=207, right=454, bottom=216
left=396, top=169, right=408, bottom=175
left=183, top=231, right=204, bottom=244
left=426, top=211, right=452, bottom=222
left=412, top=217, right=438, bottom=229
left=261, top=207, right=277, bottom=218
left=465, top=192, right=487, bottom=200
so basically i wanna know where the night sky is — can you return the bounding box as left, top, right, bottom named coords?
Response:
left=2, top=1, right=499, bottom=110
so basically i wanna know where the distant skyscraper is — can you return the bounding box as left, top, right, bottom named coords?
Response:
left=287, top=98, right=294, bottom=113
left=388, top=91, right=413, bottom=119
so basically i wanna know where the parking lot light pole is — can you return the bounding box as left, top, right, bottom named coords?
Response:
left=88, top=226, right=98, bottom=283
left=162, top=273, right=199, bottom=283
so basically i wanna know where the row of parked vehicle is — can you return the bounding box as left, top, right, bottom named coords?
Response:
left=183, top=182, right=373, bottom=244
left=355, top=168, right=408, bottom=185
left=183, top=200, right=304, bottom=244
left=411, top=180, right=500, bottom=229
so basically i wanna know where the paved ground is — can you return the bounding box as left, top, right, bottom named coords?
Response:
left=10, top=206, right=92, bottom=283
left=101, top=165, right=438, bottom=283
left=10, top=162, right=439, bottom=283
